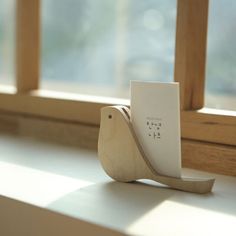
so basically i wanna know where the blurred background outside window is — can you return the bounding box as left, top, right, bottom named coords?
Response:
left=0, top=0, right=15, bottom=86
left=0, top=0, right=235, bottom=111
left=206, top=0, right=236, bottom=111
left=41, top=0, right=176, bottom=98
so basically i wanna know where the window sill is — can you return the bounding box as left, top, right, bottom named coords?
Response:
left=0, top=133, right=236, bottom=236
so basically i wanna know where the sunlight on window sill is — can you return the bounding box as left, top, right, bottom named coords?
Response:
left=0, top=161, right=93, bottom=207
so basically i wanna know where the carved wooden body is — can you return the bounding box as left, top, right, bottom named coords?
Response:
left=98, top=106, right=215, bottom=194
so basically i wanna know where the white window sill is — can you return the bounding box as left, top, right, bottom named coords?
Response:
left=0, top=134, right=236, bottom=236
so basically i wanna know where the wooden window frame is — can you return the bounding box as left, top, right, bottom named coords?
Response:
left=174, top=0, right=236, bottom=147
left=0, top=0, right=236, bottom=175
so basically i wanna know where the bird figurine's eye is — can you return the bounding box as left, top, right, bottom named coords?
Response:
left=108, top=115, right=112, bottom=119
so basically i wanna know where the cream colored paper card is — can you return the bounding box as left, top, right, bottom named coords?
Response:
left=131, top=81, right=181, bottom=178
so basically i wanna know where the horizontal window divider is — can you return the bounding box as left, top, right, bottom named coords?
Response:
left=181, top=109, right=236, bottom=146
left=0, top=88, right=235, bottom=146
left=182, top=138, right=236, bottom=176
left=0, top=89, right=129, bottom=125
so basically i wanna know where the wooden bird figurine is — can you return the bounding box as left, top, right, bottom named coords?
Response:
left=98, top=106, right=215, bottom=194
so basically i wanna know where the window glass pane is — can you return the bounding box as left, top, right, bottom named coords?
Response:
left=0, top=0, right=15, bottom=86
left=41, top=0, right=176, bottom=98
left=206, top=0, right=236, bottom=111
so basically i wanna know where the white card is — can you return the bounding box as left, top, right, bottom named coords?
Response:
left=131, top=81, right=181, bottom=178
